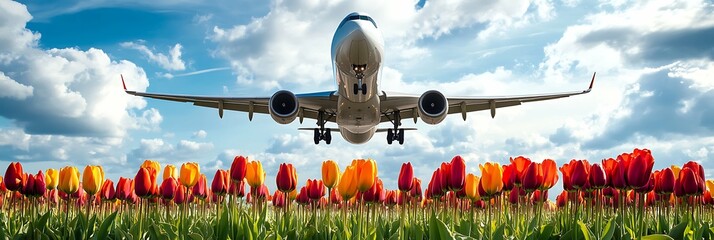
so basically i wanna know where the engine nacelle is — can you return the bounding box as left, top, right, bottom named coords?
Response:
left=418, top=90, right=448, bottom=125
left=269, top=90, right=299, bottom=124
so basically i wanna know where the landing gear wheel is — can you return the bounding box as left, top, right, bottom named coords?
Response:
left=398, top=129, right=405, bottom=145
left=325, top=128, right=332, bottom=145
left=361, top=83, right=367, bottom=95
left=386, top=129, right=394, bottom=145
left=313, top=129, right=320, bottom=144
left=353, top=83, right=359, bottom=95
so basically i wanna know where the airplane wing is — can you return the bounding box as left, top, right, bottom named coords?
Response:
left=121, top=75, right=339, bottom=122
left=379, top=73, right=596, bottom=123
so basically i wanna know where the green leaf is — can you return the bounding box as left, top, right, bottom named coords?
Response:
left=188, top=233, right=204, bottom=240
left=668, top=220, right=688, bottom=240
left=601, top=218, right=616, bottom=240
left=578, top=221, right=594, bottom=240
left=428, top=213, right=453, bottom=240
left=641, top=234, right=675, bottom=240
left=492, top=224, right=505, bottom=240
left=94, top=211, right=117, bottom=240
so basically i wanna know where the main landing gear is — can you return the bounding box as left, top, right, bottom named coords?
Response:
left=386, top=111, right=405, bottom=145
left=313, top=111, right=332, bottom=145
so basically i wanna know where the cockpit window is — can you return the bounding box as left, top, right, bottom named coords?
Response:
left=338, top=15, right=378, bottom=29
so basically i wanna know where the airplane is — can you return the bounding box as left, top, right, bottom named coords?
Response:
left=123, top=12, right=595, bottom=145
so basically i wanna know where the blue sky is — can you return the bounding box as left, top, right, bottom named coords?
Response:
left=1, top=0, right=713, bottom=195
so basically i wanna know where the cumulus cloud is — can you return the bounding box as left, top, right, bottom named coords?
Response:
left=121, top=41, right=186, bottom=71
left=127, top=138, right=214, bottom=165
left=209, top=0, right=553, bottom=91
left=0, top=72, right=33, bottom=100
left=193, top=130, right=207, bottom=138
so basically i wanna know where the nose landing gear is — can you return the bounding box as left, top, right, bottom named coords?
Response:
left=352, top=64, right=367, bottom=95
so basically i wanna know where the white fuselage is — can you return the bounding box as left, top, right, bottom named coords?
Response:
left=330, top=13, right=384, bottom=144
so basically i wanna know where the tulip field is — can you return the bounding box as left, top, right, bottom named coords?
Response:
left=2, top=149, right=714, bottom=239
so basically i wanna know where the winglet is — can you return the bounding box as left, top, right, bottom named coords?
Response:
left=588, top=72, right=596, bottom=90
left=121, top=74, right=127, bottom=91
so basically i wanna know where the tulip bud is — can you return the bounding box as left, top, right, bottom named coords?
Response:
left=338, top=165, right=358, bottom=200
left=510, top=156, right=532, bottom=186
left=4, top=162, right=24, bottom=192
left=83, top=165, right=105, bottom=196
left=322, top=160, right=340, bottom=189
left=398, top=162, right=414, bottom=192
left=45, top=168, right=59, bottom=190
left=272, top=190, right=286, bottom=208
left=589, top=164, right=607, bottom=189
left=163, top=164, right=177, bottom=181
left=115, top=177, right=133, bottom=201
left=522, top=162, right=543, bottom=192
left=410, top=178, right=422, bottom=200
left=212, top=170, right=230, bottom=196
left=230, top=156, right=248, bottom=182
left=570, top=160, right=590, bottom=190
left=627, top=149, right=654, bottom=189
left=501, top=164, right=516, bottom=191
left=307, top=179, right=326, bottom=200
left=276, top=163, right=298, bottom=193
left=448, top=156, right=466, bottom=191
left=58, top=166, right=80, bottom=195
left=161, top=177, right=178, bottom=200
left=180, top=162, right=200, bottom=188
left=100, top=179, right=115, bottom=201
left=356, top=159, right=377, bottom=192
left=193, top=174, right=208, bottom=199
left=245, top=161, right=265, bottom=189
left=479, top=162, right=502, bottom=197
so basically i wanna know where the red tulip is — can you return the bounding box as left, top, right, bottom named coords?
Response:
left=160, top=177, right=178, bottom=200
left=362, top=177, right=385, bottom=203
left=272, top=190, right=286, bottom=208
left=230, top=156, right=248, bottom=182
left=510, top=156, right=532, bottom=186
left=448, top=156, right=466, bottom=191
left=556, top=191, right=568, bottom=208
left=612, top=156, right=629, bottom=189
left=135, top=167, right=154, bottom=198
left=540, top=159, right=559, bottom=190
left=682, top=161, right=705, bottom=194
left=71, top=183, right=85, bottom=199
left=306, top=179, right=326, bottom=200
left=115, top=177, right=133, bottom=201
left=501, top=164, right=516, bottom=191
left=531, top=189, right=547, bottom=203
left=251, top=184, right=269, bottom=200
left=601, top=158, right=617, bottom=187
left=627, top=149, right=654, bottom=189
left=4, top=162, right=24, bottom=192
left=276, top=163, right=298, bottom=193
left=571, top=160, right=590, bottom=190
left=428, top=169, right=445, bottom=198
left=635, top=173, right=655, bottom=193
left=410, top=177, right=422, bottom=200
left=330, top=188, right=343, bottom=203
left=398, top=162, right=414, bottom=192
left=385, top=190, right=398, bottom=206
left=296, top=186, right=309, bottom=205
left=174, top=185, right=187, bottom=204
left=677, top=168, right=700, bottom=196
left=229, top=180, right=245, bottom=198
left=589, top=164, right=606, bottom=189
left=508, top=187, right=520, bottom=205
left=560, top=161, right=575, bottom=191
left=212, top=170, right=230, bottom=196
left=655, top=168, right=675, bottom=194
left=193, top=174, right=208, bottom=199
left=100, top=179, right=115, bottom=201
left=521, top=162, right=543, bottom=192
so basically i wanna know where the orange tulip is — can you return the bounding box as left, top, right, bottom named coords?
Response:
left=163, top=164, right=177, bottom=180
left=82, top=165, right=105, bottom=196
left=141, top=160, right=161, bottom=179
left=707, top=180, right=714, bottom=192
left=338, top=165, right=358, bottom=200
left=45, top=168, right=59, bottom=190
left=510, top=156, right=532, bottom=186
left=115, top=177, right=132, bottom=201
left=180, top=162, right=200, bottom=188
left=670, top=165, right=681, bottom=178
left=540, top=159, right=559, bottom=190
left=479, top=162, right=502, bottom=197
left=321, top=160, right=340, bottom=189
left=4, top=162, right=24, bottom=191
left=277, top=163, right=298, bottom=192
left=245, top=160, right=265, bottom=189
left=464, top=173, right=480, bottom=200
left=355, top=159, right=377, bottom=192
left=58, top=166, right=80, bottom=195
left=601, top=158, right=617, bottom=187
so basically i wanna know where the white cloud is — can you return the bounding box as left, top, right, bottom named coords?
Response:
left=209, top=0, right=551, bottom=91
left=127, top=138, right=214, bottom=166
left=121, top=41, right=186, bottom=71
left=0, top=72, right=33, bottom=100
left=193, top=130, right=207, bottom=138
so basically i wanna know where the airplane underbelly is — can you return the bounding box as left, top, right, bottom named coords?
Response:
left=339, top=127, right=377, bottom=144
left=336, top=95, right=380, bottom=135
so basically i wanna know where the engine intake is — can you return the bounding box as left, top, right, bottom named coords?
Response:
left=269, top=90, right=299, bottom=124
left=418, top=90, right=448, bottom=125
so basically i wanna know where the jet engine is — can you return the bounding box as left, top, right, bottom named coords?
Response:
left=269, top=90, right=299, bottom=124
left=418, top=90, right=448, bottom=124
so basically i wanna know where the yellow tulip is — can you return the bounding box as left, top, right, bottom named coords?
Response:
left=464, top=173, right=480, bottom=200
left=356, top=159, right=377, bottom=192
left=707, top=180, right=714, bottom=192
left=164, top=164, right=177, bottom=180
left=338, top=165, right=359, bottom=200
left=142, top=160, right=161, bottom=178
left=670, top=165, right=681, bottom=178
left=245, top=160, right=265, bottom=188
left=45, top=168, right=59, bottom=190
left=479, top=162, right=503, bottom=197
left=180, top=162, right=200, bottom=188
left=322, top=160, right=340, bottom=189
left=58, top=166, right=80, bottom=195
left=82, top=165, right=105, bottom=196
